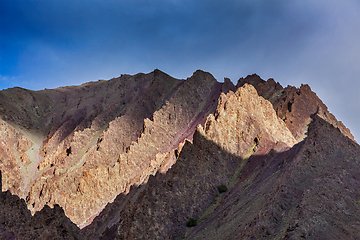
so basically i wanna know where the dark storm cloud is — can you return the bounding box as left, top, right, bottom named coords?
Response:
left=1, top=0, right=315, bottom=78
left=0, top=0, right=359, bottom=141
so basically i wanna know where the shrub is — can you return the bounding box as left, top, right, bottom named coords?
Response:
left=186, top=218, right=198, bottom=227
left=217, top=184, right=228, bottom=193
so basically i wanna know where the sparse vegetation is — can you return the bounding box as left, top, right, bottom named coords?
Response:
left=186, top=218, right=198, bottom=227
left=217, top=184, right=228, bottom=193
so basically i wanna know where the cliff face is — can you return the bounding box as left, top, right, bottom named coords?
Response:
left=0, top=69, right=235, bottom=226
left=82, top=83, right=297, bottom=239
left=0, top=70, right=359, bottom=239
left=237, top=74, right=355, bottom=142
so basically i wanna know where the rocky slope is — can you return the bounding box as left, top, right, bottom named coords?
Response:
left=185, top=115, right=360, bottom=239
left=82, top=83, right=297, bottom=239
left=237, top=74, right=355, bottom=142
left=0, top=70, right=358, bottom=239
left=0, top=69, right=235, bottom=226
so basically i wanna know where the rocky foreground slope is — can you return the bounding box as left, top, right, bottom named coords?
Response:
left=0, top=171, right=82, bottom=239
left=0, top=70, right=359, bottom=239
left=184, top=115, right=360, bottom=239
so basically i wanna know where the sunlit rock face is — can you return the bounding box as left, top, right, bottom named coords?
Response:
left=1, top=70, right=359, bottom=239
left=82, top=82, right=298, bottom=239
left=201, top=83, right=297, bottom=157
left=0, top=69, right=235, bottom=226
left=237, top=74, right=355, bottom=142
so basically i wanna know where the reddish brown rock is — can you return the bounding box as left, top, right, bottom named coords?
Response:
left=202, top=84, right=296, bottom=157
left=0, top=120, right=34, bottom=195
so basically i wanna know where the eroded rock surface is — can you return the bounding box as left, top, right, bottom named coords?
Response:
left=0, top=120, right=33, bottom=194
left=1, top=70, right=358, bottom=240
left=82, top=83, right=297, bottom=239
left=202, top=84, right=296, bottom=156
left=237, top=74, right=355, bottom=142
left=0, top=69, right=235, bottom=226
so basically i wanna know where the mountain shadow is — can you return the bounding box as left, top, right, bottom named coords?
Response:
left=0, top=170, right=84, bottom=239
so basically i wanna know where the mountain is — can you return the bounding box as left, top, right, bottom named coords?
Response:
left=1, top=70, right=359, bottom=239
left=0, top=69, right=235, bottom=227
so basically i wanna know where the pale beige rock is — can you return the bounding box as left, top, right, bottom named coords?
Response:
left=0, top=120, right=33, bottom=193
left=200, top=84, right=296, bottom=159
left=237, top=74, right=356, bottom=142
left=24, top=70, right=230, bottom=226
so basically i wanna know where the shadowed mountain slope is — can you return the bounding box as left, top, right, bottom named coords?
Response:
left=0, top=171, right=84, bottom=239
left=185, top=115, right=360, bottom=239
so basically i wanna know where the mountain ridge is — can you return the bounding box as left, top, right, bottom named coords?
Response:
left=1, top=69, right=359, bottom=239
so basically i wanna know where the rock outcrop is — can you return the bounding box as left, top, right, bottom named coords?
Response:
left=0, top=69, right=235, bottom=226
left=0, top=170, right=83, bottom=239
left=0, top=120, right=32, bottom=194
left=237, top=74, right=355, bottom=142
left=202, top=84, right=297, bottom=156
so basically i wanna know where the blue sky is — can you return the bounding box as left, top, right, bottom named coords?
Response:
left=1, top=0, right=359, bottom=141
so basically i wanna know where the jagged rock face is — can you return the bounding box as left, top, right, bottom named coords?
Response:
left=0, top=120, right=32, bottom=194
left=81, top=83, right=297, bottom=239
left=25, top=70, right=188, bottom=226
left=202, top=84, right=296, bottom=157
left=83, top=135, right=242, bottom=239
left=0, top=69, right=235, bottom=226
left=237, top=74, right=355, bottom=142
left=185, top=116, right=360, bottom=239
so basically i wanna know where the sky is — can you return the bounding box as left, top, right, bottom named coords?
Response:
left=0, top=0, right=359, bottom=142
